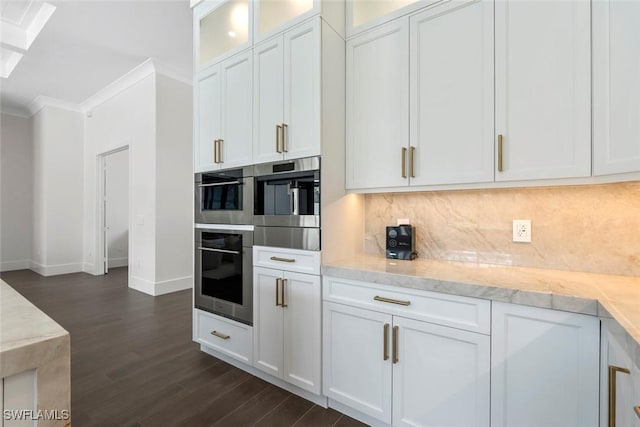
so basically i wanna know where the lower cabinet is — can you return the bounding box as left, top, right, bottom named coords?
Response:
left=323, top=301, right=490, bottom=427
left=491, top=302, right=600, bottom=427
left=253, top=266, right=321, bottom=394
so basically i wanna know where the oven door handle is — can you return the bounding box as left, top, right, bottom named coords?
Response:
left=197, top=247, right=242, bottom=255
left=198, top=181, right=242, bottom=188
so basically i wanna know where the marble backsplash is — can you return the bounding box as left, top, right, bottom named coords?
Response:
left=364, top=182, right=640, bottom=277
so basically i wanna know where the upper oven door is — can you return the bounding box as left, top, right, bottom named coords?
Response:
left=195, top=166, right=253, bottom=225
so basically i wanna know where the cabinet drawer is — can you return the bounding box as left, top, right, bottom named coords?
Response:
left=195, top=309, right=252, bottom=364
left=253, top=246, right=320, bottom=275
left=323, top=276, right=490, bottom=334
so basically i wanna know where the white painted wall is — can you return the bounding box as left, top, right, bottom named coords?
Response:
left=0, top=113, right=33, bottom=272
left=31, top=106, right=84, bottom=276
left=105, top=148, right=129, bottom=269
left=154, top=74, right=193, bottom=293
left=83, top=75, right=157, bottom=289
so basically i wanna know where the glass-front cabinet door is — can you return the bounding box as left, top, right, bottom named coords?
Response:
left=195, top=0, right=252, bottom=68
left=347, top=0, right=432, bottom=37
left=254, top=0, right=317, bottom=42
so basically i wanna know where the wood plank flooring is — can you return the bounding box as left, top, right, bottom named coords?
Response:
left=0, top=268, right=367, bottom=427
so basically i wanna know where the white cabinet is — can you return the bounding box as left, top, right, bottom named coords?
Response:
left=253, top=264, right=321, bottom=394
left=194, top=308, right=253, bottom=364
left=253, top=19, right=321, bottom=164
left=491, top=302, right=599, bottom=427
left=194, top=0, right=252, bottom=69
left=600, top=321, right=640, bottom=427
left=346, top=18, right=409, bottom=190
left=254, top=0, right=318, bottom=43
left=593, top=0, right=640, bottom=176
left=409, top=0, right=494, bottom=186
left=495, top=0, right=591, bottom=181
left=323, top=277, right=490, bottom=426
left=2, top=369, right=37, bottom=427
left=195, top=50, right=253, bottom=172
left=346, top=0, right=428, bottom=38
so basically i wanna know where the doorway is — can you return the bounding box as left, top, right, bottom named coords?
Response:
left=98, top=147, right=130, bottom=275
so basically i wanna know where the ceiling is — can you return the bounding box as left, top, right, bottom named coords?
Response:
left=0, top=0, right=193, bottom=117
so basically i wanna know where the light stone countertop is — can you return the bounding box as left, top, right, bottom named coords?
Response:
left=322, top=254, right=640, bottom=348
left=0, top=279, right=70, bottom=426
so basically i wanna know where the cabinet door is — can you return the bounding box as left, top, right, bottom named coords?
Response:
left=392, top=316, right=490, bottom=427
left=323, top=302, right=392, bottom=424
left=253, top=36, right=284, bottom=164
left=220, top=50, right=253, bottom=168
left=495, top=0, right=590, bottom=181
left=491, top=302, right=599, bottom=427
left=409, top=0, right=494, bottom=186
left=601, top=323, right=637, bottom=427
left=283, top=20, right=321, bottom=160
left=346, top=18, right=409, bottom=190
left=253, top=267, right=283, bottom=378
left=254, top=0, right=318, bottom=43
left=282, top=271, right=321, bottom=394
left=195, top=66, right=221, bottom=172
left=593, top=0, right=640, bottom=175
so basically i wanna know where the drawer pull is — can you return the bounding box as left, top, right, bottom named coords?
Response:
left=374, top=295, right=411, bottom=306
left=383, top=323, right=390, bottom=361
left=211, top=330, right=230, bottom=340
left=608, top=365, right=631, bottom=427
left=270, top=256, right=296, bottom=263
left=392, top=325, right=399, bottom=364
left=634, top=406, right=640, bottom=420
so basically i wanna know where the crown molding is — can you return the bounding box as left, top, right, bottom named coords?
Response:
left=190, top=0, right=204, bottom=9
left=28, top=95, right=83, bottom=116
left=0, top=105, right=32, bottom=119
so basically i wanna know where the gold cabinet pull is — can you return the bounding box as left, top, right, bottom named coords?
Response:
left=213, top=139, right=218, bottom=163
left=275, top=278, right=281, bottom=306
left=276, top=124, right=282, bottom=153
left=281, top=123, right=288, bottom=153
left=281, top=278, right=288, bottom=308
left=401, top=147, right=407, bottom=178
left=497, top=134, right=504, bottom=172
left=374, top=295, right=411, bottom=306
left=270, top=256, right=296, bottom=263
left=409, top=146, right=415, bottom=178
left=383, top=323, right=390, bottom=361
left=211, top=330, right=230, bottom=340
left=392, top=326, right=399, bottom=364
left=634, top=406, right=640, bottom=420
left=609, top=365, right=631, bottom=427
left=218, top=139, right=224, bottom=163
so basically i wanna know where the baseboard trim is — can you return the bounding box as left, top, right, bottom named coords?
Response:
left=129, top=275, right=192, bottom=296
left=108, top=257, right=128, bottom=269
left=199, top=344, right=328, bottom=408
left=0, top=259, right=31, bottom=272
left=29, top=261, right=83, bottom=276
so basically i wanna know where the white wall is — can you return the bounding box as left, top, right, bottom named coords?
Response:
left=154, top=75, right=193, bottom=293
left=83, top=75, right=157, bottom=289
left=0, top=113, right=33, bottom=271
left=105, top=148, right=129, bottom=269
left=31, top=106, right=84, bottom=276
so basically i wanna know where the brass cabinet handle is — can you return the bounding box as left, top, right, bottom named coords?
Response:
left=213, top=139, right=219, bottom=163
left=497, top=134, right=503, bottom=172
left=281, top=278, right=288, bottom=308
left=409, top=146, right=415, bottom=178
left=383, top=323, right=390, bottom=361
left=609, top=365, right=631, bottom=427
left=276, top=124, right=282, bottom=153
left=270, top=256, right=296, bottom=263
left=401, top=147, right=407, bottom=178
left=275, top=278, right=281, bottom=306
left=374, top=295, right=411, bottom=306
left=634, top=406, right=640, bottom=420
left=281, top=123, right=288, bottom=152
left=218, top=139, right=224, bottom=163
left=211, top=330, right=230, bottom=340
left=392, top=325, right=399, bottom=364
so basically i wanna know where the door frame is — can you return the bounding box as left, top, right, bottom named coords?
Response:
left=95, top=145, right=131, bottom=276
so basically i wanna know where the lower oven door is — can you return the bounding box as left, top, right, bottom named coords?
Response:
left=195, top=229, right=253, bottom=325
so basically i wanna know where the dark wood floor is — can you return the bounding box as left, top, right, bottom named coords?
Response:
left=1, top=268, right=366, bottom=427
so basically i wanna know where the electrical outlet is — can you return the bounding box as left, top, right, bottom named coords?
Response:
left=397, top=218, right=410, bottom=226
left=513, top=219, right=531, bottom=243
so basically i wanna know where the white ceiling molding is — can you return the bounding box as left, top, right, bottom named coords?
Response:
left=0, top=105, right=32, bottom=119
left=28, top=95, right=83, bottom=116
left=190, top=0, right=204, bottom=9
left=0, top=47, right=23, bottom=78
left=1, top=2, right=56, bottom=51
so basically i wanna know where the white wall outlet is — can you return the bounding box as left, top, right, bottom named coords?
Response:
left=397, top=218, right=410, bottom=226
left=513, top=219, right=532, bottom=243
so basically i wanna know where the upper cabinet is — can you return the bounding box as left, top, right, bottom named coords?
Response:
left=253, top=20, right=321, bottom=164
left=346, top=0, right=435, bottom=37
left=495, top=0, right=591, bottom=181
left=194, top=0, right=252, bottom=70
left=254, top=0, right=318, bottom=42
left=593, top=0, right=640, bottom=176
